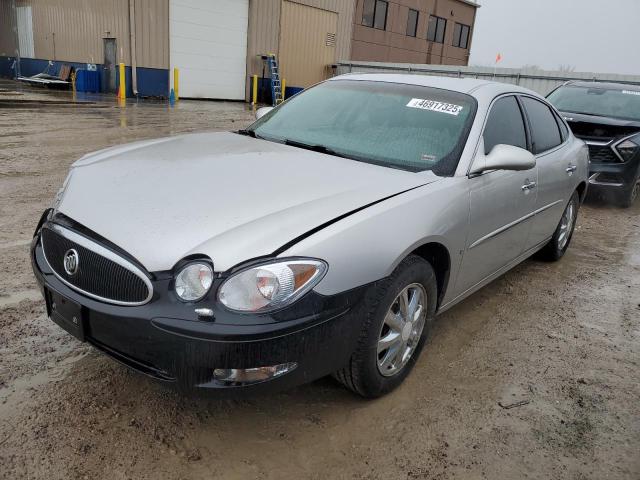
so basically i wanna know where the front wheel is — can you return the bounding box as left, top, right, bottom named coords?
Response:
left=617, top=178, right=639, bottom=208
left=333, top=255, right=437, bottom=398
left=537, top=191, right=580, bottom=261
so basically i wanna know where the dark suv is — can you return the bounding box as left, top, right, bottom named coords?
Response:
left=548, top=81, right=640, bottom=207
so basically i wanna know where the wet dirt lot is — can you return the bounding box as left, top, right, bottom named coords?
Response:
left=1, top=80, right=638, bottom=480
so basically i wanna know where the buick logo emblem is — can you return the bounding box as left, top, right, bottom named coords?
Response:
left=63, top=249, right=79, bottom=275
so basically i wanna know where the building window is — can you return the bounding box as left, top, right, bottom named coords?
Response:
left=362, top=0, right=388, bottom=30
left=427, top=15, right=447, bottom=43
left=453, top=23, right=470, bottom=49
left=406, top=9, right=419, bottom=37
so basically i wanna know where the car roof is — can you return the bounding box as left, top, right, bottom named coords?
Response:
left=329, top=73, right=539, bottom=99
left=563, top=80, right=640, bottom=92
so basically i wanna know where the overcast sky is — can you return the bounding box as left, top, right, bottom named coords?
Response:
left=469, top=0, right=640, bottom=75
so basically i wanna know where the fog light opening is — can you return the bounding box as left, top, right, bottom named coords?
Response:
left=212, top=362, right=297, bottom=386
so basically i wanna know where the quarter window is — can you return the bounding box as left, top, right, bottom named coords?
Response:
left=427, top=15, right=447, bottom=43
left=483, top=96, right=527, bottom=155
left=521, top=97, right=562, bottom=154
left=406, top=9, right=419, bottom=37
left=362, top=0, right=388, bottom=30
left=553, top=111, right=569, bottom=141
left=453, top=23, right=470, bottom=49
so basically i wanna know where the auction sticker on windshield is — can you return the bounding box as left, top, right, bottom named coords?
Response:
left=406, top=98, right=463, bottom=116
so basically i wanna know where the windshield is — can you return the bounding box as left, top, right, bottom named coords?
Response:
left=248, top=80, right=476, bottom=174
left=547, top=85, right=640, bottom=122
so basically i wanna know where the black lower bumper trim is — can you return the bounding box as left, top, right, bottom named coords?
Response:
left=88, top=337, right=176, bottom=382
left=31, top=226, right=368, bottom=393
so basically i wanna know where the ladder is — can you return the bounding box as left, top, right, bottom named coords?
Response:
left=265, top=54, right=283, bottom=106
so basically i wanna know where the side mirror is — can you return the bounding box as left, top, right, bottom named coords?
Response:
left=255, top=106, right=274, bottom=120
left=470, top=144, right=536, bottom=175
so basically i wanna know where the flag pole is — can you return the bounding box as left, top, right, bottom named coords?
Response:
left=493, top=53, right=502, bottom=80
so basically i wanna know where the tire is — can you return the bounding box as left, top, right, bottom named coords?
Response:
left=537, top=191, right=580, bottom=261
left=617, top=179, right=639, bottom=208
left=333, top=255, right=437, bottom=398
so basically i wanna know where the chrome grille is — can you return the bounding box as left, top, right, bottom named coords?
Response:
left=587, top=144, right=619, bottom=163
left=41, top=225, right=152, bottom=305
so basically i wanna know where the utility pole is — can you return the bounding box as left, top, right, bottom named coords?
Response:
left=10, top=0, right=21, bottom=78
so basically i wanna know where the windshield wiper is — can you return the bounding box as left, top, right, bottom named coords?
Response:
left=283, top=139, right=351, bottom=158
left=237, top=129, right=260, bottom=138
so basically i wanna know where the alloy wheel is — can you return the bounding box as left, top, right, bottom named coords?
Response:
left=558, top=200, right=575, bottom=250
left=376, top=283, right=427, bottom=377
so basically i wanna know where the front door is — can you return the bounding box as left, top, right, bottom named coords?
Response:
left=103, top=38, right=117, bottom=93
left=455, top=168, right=538, bottom=295
left=454, top=95, right=538, bottom=296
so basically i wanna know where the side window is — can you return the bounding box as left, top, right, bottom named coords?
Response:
left=406, top=9, right=419, bottom=37
left=521, top=97, right=562, bottom=154
left=427, top=15, right=447, bottom=43
left=362, top=0, right=388, bottom=30
left=483, top=96, right=527, bottom=155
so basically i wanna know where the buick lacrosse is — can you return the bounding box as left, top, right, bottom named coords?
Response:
left=31, top=75, right=588, bottom=397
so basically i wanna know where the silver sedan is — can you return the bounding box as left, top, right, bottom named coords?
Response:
left=31, top=74, right=589, bottom=397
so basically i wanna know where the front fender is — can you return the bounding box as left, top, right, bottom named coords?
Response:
left=280, top=178, right=470, bottom=303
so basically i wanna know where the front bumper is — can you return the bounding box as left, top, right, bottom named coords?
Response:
left=31, top=224, right=367, bottom=394
left=588, top=157, right=640, bottom=191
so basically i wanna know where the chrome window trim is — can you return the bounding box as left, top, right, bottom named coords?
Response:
left=41, top=224, right=154, bottom=306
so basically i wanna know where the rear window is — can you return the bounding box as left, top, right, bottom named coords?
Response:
left=250, top=80, right=477, bottom=175
left=548, top=85, right=640, bottom=122
left=521, top=97, right=562, bottom=154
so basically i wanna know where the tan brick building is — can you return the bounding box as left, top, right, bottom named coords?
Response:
left=351, top=0, right=478, bottom=66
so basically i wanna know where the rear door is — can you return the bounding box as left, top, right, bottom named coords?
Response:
left=454, top=95, right=538, bottom=295
left=519, top=96, right=572, bottom=248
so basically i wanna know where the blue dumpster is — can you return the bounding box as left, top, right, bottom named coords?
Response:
left=75, top=69, right=100, bottom=93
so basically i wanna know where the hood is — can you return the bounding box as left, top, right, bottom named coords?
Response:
left=58, top=132, right=436, bottom=272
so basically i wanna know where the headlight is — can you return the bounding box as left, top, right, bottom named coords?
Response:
left=615, top=138, right=639, bottom=162
left=218, top=259, right=327, bottom=313
left=174, top=262, right=214, bottom=301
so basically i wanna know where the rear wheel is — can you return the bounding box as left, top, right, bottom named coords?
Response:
left=334, top=255, right=437, bottom=398
left=537, top=191, right=580, bottom=261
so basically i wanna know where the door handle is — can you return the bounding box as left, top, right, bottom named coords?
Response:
left=566, top=165, right=577, bottom=174
left=521, top=181, right=537, bottom=192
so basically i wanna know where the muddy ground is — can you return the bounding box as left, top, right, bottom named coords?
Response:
left=0, top=80, right=638, bottom=480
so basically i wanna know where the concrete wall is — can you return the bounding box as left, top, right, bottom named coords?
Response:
left=351, top=0, right=476, bottom=66
left=336, top=61, right=640, bottom=95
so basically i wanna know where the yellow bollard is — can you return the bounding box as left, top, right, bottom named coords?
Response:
left=174, top=67, right=179, bottom=101
left=282, top=78, right=286, bottom=101
left=252, top=75, right=258, bottom=105
left=118, top=62, right=126, bottom=99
